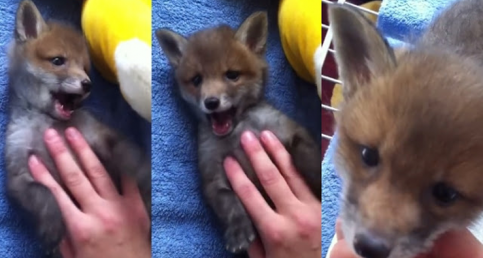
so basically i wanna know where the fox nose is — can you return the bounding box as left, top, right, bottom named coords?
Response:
left=353, top=232, right=390, bottom=258
left=81, top=79, right=92, bottom=93
left=204, top=97, right=220, bottom=110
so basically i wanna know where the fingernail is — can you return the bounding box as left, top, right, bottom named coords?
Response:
left=44, top=129, right=58, bottom=141
left=261, top=130, right=275, bottom=143
left=29, top=155, right=39, bottom=166
left=241, top=131, right=256, bottom=144
left=65, top=127, right=79, bottom=140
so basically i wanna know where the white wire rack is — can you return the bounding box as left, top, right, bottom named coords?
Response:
left=321, top=0, right=379, bottom=142
left=321, top=1, right=379, bottom=254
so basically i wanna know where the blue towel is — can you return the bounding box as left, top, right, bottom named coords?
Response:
left=322, top=0, right=459, bottom=257
left=377, top=0, right=458, bottom=45
left=0, top=0, right=150, bottom=257
left=151, top=0, right=321, bottom=257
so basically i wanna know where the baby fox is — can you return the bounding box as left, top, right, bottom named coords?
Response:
left=5, top=1, right=151, bottom=256
left=156, top=12, right=321, bottom=254
left=330, top=0, right=483, bottom=257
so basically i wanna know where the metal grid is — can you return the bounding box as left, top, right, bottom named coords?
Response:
left=321, top=0, right=379, bottom=141
left=321, top=3, right=381, bottom=256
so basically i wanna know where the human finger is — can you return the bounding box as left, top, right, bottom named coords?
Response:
left=121, top=174, right=150, bottom=228
left=330, top=240, right=356, bottom=258
left=431, top=229, right=483, bottom=258
left=28, top=155, right=82, bottom=222
left=336, top=218, right=345, bottom=241
left=65, top=127, right=118, bottom=200
left=240, top=131, right=298, bottom=210
left=44, top=129, right=98, bottom=208
left=247, top=238, right=265, bottom=258
left=224, top=156, right=276, bottom=226
left=59, top=237, right=75, bottom=258
left=260, top=130, right=315, bottom=201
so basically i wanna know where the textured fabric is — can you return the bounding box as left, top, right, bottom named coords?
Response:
left=322, top=0, right=483, bottom=257
left=151, top=0, right=321, bottom=257
left=322, top=135, right=341, bottom=258
left=377, top=0, right=457, bottom=44
left=0, top=1, right=150, bottom=257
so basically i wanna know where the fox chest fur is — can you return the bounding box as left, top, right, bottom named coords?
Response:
left=198, top=102, right=319, bottom=196
left=156, top=11, right=321, bottom=254
left=6, top=109, right=114, bottom=185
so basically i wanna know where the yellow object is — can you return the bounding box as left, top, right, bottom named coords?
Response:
left=331, top=83, right=344, bottom=109
left=330, top=1, right=382, bottom=108
left=278, top=0, right=321, bottom=97
left=81, top=0, right=152, bottom=122
left=362, top=1, right=381, bottom=23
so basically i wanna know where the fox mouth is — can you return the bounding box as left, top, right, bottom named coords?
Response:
left=51, top=92, right=84, bottom=120
left=207, top=107, right=236, bottom=136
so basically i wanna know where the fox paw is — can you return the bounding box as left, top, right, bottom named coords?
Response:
left=224, top=220, right=257, bottom=254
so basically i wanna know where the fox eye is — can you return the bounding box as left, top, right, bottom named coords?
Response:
left=225, top=70, right=240, bottom=81
left=191, top=74, right=202, bottom=87
left=432, top=182, right=460, bottom=206
left=50, top=57, right=66, bottom=66
left=361, top=146, right=379, bottom=167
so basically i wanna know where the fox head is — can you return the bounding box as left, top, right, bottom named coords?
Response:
left=155, top=12, right=268, bottom=137
left=9, top=0, right=91, bottom=121
left=330, top=4, right=483, bottom=258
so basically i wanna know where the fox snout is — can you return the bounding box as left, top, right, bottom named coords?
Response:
left=60, top=76, right=91, bottom=95
left=204, top=97, right=220, bottom=111
left=202, top=95, right=231, bottom=112
left=353, top=230, right=391, bottom=258
left=81, top=79, right=92, bottom=93
left=341, top=179, right=423, bottom=258
left=200, top=86, right=232, bottom=113
left=61, top=67, right=92, bottom=95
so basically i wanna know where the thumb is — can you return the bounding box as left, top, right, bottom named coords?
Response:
left=431, top=229, right=483, bottom=258
left=248, top=238, right=265, bottom=258
left=336, top=218, right=345, bottom=241
left=59, top=237, right=75, bottom=258
left=121, top=174, right=142, bottom=199
left=330, top=240, right=356, bottom=258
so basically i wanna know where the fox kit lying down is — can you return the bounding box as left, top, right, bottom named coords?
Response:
left=329, top=0, right=483, bottom=257
left=5, top=1, right=151, bottom=256
left=156, top=12, right=321, bottom=254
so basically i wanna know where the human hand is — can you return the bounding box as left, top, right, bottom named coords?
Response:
left=223, top=131, right=321, bottom=258
left=415, top=228, right=483, bottom=258
left=329, top=219, right=362, bottom=258
left=330, top=218, right=483, bottom=258
left=28, top=128, right=151, bottom=258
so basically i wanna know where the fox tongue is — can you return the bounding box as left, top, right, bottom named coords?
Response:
left=55, top=101, right=73, bottom=119
left=211, top=112, right=232, bottom=135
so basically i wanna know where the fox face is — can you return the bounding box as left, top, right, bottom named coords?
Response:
left=330, top=5, right=483, bottom=258
left=10, top=0, right=91, bottom=121
left=156, top=12, right=268, bottom=137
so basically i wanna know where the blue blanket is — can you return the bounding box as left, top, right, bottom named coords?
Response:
left=0, top=0, right=150, bottom=257
left=322, top=0, right=459, bottom=257
left=151, top=0, right=321, bottom=257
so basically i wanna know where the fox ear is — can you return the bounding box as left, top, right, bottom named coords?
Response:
left=235, top=11, right=268, bottom=56
left=329, top=4, right=396, bottom=100
left=155, top=29, right=188, bottom=68
left=15, top=0, right=47, bottom=42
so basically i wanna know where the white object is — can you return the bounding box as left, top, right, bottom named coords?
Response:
left=115, top=38, right=152, bottom=122
left=325, top=234, right=338, bottom=258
